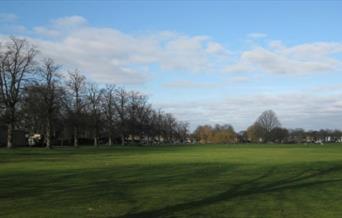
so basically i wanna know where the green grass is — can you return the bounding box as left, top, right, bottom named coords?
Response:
left=1, top=144, right=342, bottom=218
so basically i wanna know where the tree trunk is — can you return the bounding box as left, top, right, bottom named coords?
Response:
left=94, top=136, right=98, bottom=147
left=60, top=129, right=64, bottom=146
left=73, top=127, right=78, bottom=147
left=7, top=123, right=13, bottom=149
left=46, top=120, right=51, bottom=149
left=121, top=134, right=125, bottom=145
left=108, top=137, right=112, bottom=146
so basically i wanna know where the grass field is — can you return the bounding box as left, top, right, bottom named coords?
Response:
left=1, top=144, right=342, bottom=218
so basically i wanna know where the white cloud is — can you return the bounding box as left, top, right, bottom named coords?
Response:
left=20, top=21, right=229, bottom=84
left=224, top=62, right=254, bottom=73
left=225, top=42, right=342, bottom=75
left=281, top=42, right=342, bottom=58
left=242, top=47, right=336, bottom=74
left=52, top=15, right=87, bottom=27
left=206, top=41, right=229, bottom=56
left=158, top=35, right=228, bottom=72
left=28, top=35, right=150, bottom=84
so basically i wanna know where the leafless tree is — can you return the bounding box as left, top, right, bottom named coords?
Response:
left=66, top=69, right=86, bottom=147
left=113, top=87, right=129, bottom=145
left=22, top=84, right=45, bottom=136
left=102, top=85, right=116, bottom=145
left=175, top=121, right=189, bottom=143
left=256, top=110, right=281, bottom=142
left=39, top=58, right=62, bottom=148
left=0, top=37, right=37, bottom=148
left=163, top=113, right=177, bottom=143
left=156, top=110, right=165, bottom=144
left=86, top=83, right=103, bottom=147
left=127, top=91, right=150, bottom=141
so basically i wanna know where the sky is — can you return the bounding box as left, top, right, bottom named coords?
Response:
left=1, top=0, right=342, bottom=131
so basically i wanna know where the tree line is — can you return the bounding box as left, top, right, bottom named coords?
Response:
left=0, top=37, right=189, bottom=148
left=193, top=110, right=342, bottom=144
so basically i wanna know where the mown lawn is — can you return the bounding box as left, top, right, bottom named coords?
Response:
left=1, top=144, right=342, bottom=217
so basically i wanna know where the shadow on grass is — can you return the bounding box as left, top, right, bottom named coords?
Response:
left=1, top=159, right=342, bottom=218
left=117, top=165, right=342, bottom=218
left=0, top=163, right=238, bottom=211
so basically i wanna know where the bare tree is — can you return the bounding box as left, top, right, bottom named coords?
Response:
left=0, top=37, right=37, bottom=148
left=139, top=105, right=153, bottom=144
left=127, top=91, right=150, bottom=142
left=143, top=106, right=156, bottom=144
left=256, top=110, right=281, bottom=142
left=163, top=113, right=177, bottom=143
left=113, top=87, right=129, bottom=145
left=22, top=84, right=45, bottom=137
left=175, top=121, right=189, bottom=143
left=66, top=69, right=86, bottom=147
left=39, top=58, right=62, bottom=148
left=86, top=83, right=103, bottom=147
left=102, top=85, right=116, bottom=145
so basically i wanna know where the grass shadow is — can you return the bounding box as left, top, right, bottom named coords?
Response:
left=117, top=164, right=342, bottom=218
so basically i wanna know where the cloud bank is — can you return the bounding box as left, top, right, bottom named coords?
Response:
left=157, top=91, right=342, bottom=131
left=7, top=16, right=229, bottom=84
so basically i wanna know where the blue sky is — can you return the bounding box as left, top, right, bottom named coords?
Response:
left=1, top=1, right=342, bottom=131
